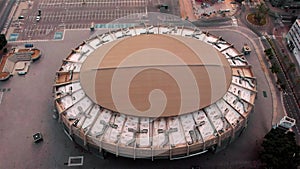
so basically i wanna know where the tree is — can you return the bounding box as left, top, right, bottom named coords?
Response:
left=260, top=128, right=300, bottom=169
left=0, top=34, right=7, bottom=50
left=235, top=0, right=243, bottom=3
left=288, top=63, right=296, bottom=72
left=270, top=65, right=280, bottom=73
left=254, top=3, right=269, bottom=24
left=264, top=48, right=273, bottom=56
left=292, top=76, right=300, bottom=89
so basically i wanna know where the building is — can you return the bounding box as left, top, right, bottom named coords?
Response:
left=53, top=25, right=257, bottom=160
left=270, top=0, right=294, bottom=7
left=0, top=48, right=42, bottom=80
left=287, top=19, right=300, bottom=67
left=270, top=0, right=286, bottom=7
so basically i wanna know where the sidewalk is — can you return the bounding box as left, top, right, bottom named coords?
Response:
left=5, top=1, right=30, bottom=40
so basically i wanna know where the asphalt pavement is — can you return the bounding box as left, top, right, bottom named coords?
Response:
left=5, top=0, right=180, bottom=41
left=0, top=0, right=16, bottom=32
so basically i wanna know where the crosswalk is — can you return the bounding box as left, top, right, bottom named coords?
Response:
left=0, top=88, right=10, bottom=105
left=0, top=92, right=3, bottom=105
left=261, top=32, right=277, bottom=39
left=243, top=1, right=261, bottom=8
left=231, top=16, right=238, bottom=26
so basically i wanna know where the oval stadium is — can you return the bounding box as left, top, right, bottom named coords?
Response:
left=53, top=25, right=257, bottom=160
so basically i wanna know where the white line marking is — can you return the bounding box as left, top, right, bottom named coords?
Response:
left=0, top=92, right=4, bottom=104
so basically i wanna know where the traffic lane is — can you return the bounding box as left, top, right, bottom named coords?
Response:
left=0, top=0, right=16, bottom=31
left=283, top=94, right=300, bottom=132
left=0, top=0, right=7, bottom=17
left=269, top=38, right=300, bottom=124
left=256, top=34, right=299, bottom=125
left=283, top=92, right=300, bottom=117
left=210, top=29, right=273, bottom=127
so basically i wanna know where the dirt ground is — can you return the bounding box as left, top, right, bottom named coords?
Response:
left=178, top=0, right=197, bottom=21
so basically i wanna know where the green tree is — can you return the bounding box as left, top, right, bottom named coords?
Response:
left=260, top=128, right=300, bottom=169
left=270, top=65, right=280, bottom=73
left=292, top=76, right=300, bottom=89
left=0, top=34, right=7, bottom=50
left=264, top=48, right=272, bottom=56
left=268, top=55, right=273, bottom=60
left=288, top=63, right=296, bottom=72
left=254, top=3, right=269, bottom=24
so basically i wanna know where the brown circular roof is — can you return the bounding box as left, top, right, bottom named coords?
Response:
left=80, top=34, right=232, bottom=117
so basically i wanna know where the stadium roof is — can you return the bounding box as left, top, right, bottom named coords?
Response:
left=80, top=34, right=232, bottom=117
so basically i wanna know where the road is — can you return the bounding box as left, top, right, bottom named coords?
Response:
left=268, top=36, right=300, bottom=134
left=0, top=0, right=16, bottom=33
left=238, top=2, right=300, bottom=136
left=198, top=2, right=300, bottom=137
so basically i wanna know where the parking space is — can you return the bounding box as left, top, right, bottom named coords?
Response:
left=8, top=33, right=19, bottom=41
left=64, top=23, right=90, bottom=29
left=38, top=0, right=148, bottom=8
left=34, top=8, right=145, bottom=23
left=94, top=23, right=138, bottom=29
left=8, top=0, right=161, bottom=41
left=23, top=24, right=53, bottom=39
left=53, top=31, right=63, bottom=39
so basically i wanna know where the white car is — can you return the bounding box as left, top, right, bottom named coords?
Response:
left=18, top=71, right=27, bottom=75
left=36, top=16, right=41, bottom=22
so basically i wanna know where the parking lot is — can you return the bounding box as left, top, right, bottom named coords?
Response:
left=38, top=0, right=148, bottom=8
left=31, top=9, right=146, bottom=22
left=7, top=0, right=180, bottom=41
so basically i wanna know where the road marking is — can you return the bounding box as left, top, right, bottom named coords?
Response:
left=0, top=92, right=4, bottom=104
left=270, top=35, right=276, bottom=39
left=231, top=16, right=238, bottom=27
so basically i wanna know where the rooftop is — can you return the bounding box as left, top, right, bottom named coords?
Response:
left=80, top=34, right=232, bottom=117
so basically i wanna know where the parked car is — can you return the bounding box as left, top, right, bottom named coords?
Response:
left=24, top=43, right=33, bottom=48
left=18, top=15, right=25, bottom=20
left=36, top=16, right=41, bottom=22
left=18, top=71, right=27, bottom=75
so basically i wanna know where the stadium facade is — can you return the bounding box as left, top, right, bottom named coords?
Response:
left=54, top=25, right=256, bottom=160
